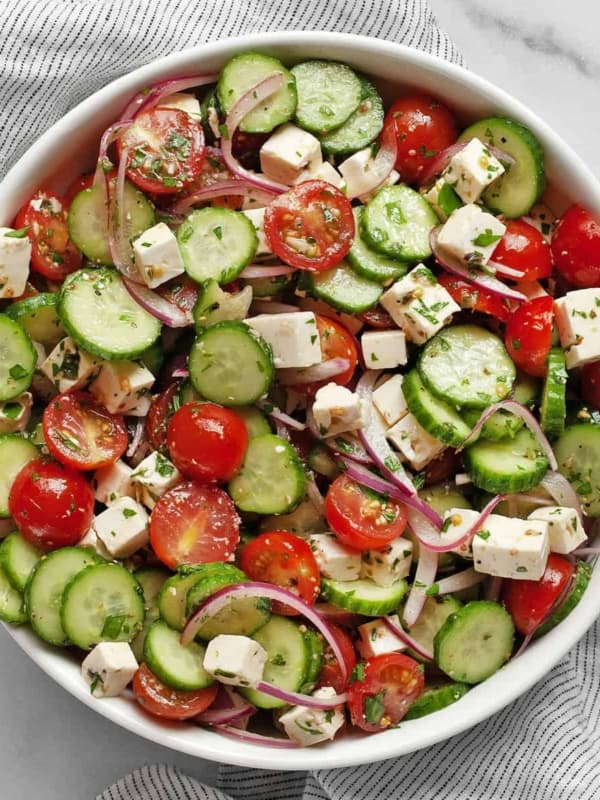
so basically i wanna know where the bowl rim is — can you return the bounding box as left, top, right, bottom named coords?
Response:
left=3, top=29, right=600, bottom=771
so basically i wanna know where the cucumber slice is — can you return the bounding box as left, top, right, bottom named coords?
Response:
left=193, top=279, right=253, bottom=331
left=418, top=325, right=516, bottom=411
left=59, top=267, right=161, bottom=360
left=194, top=595, right=271, bottom=642
left=308, top=261, right=382, bottom=314
left=131, top=566, right=169, bottom=662
left=419, top=484, right=472, bottom=518
left=199, top=86, right=221, bottom=144
left=434, top=600, right=515, bottom=684
left=259, top=497, right=328, bottom=537
left=0, top=563, right=26, bottom=624
left=320, top=78, right=384, bottom=155
left=404, top=683, right=469, bottom=720
left=236, top=405, right=271, bottom=439
left=308, top=442, right=342, bottom=481
left=177, top=208, right=257, bottom=285
left=347, top=207, right=407, bottom=285
left=403, top=369, right=472, bottom=447
left=61, top=562, right=145, bottom=650
left=158, top=566, right=213, bottom=631
left=0, top=434, right=38, bottom=517
left=554, top=424, right=600, bottom=516
left=25, top=547, right=100, bottom=645
left=189, top=321, right=273, bottom=406
left=291, top=60, right=362, bottom=135
left=540, top=348, right=567, bottom=439
left=0, top=315, right=36, bottom=402
left=406, top=595, right=462, bottom=658
left=464, top=427, right=549, bottom=494
left=320, top=577, right=407, bottom=616
left=229, top=433, right=306, bottom=514
left=536, top=559, right=592, bottom=637
left=458, top=117, right=545, bottom=218
left=6, top=293, right=65, bottom=350
left=300, top=627, right=324, bottom=693
left=218, top=53, right=296, bottom=134
left=185, top=567, right=247, bottom=617
left=463, top=371, right=540, bottom=442
left=0, top=532, right=41, bottom=591
left=362, top=184, right=437, bottom=262
left=240, top=274, right=294, bottom=298
left=143, top=620, right=213, bottom=690
left=140, top=340, right=164, bottom=376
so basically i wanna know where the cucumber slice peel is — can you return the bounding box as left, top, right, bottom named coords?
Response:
left=0, top=532, right=41, bottom=592
left=404, top=682, right=469, bottom=720
left=291, top=60, right=362, bottom=134
left=362, top=184, right=437, bottom=262
left=308, top=261, right=383, bottom=313
left=320, top=78, right=384, bottom=155
left=144, top=620, right=213, bottom=690
left=0, top=315, right=37, bottom=402
left=464, top=427, right=549, bottom=494
left=320, top=576, right=408, bottom=616
left=554, top=424, right=600, bottom=516
left=540, top=348, right=567, bottom=439
left=403, top=369, right=472, bottom=447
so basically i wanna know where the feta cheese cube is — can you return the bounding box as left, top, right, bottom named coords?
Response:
left=0, top=392, right=32, bottom=434
left=372, top=374, right=409, bottom=426
left=90, top=360, right=155, bottom=416
left=312, top=382, right=370, bottom=438
left=472, top=514, right=549, bottom=580
left=436, top=204, right=506, bottom=269
left=278, top=686, right=345, bottom=746
left=337, top=147, right=397, bottom=201
left=159, top=92, right=202, bottom=120
left=260, top=124, right=322, bottom=185
left=528, top=506, right=586, bottom=554
left=203, top=634, right=267, bottom=687
left=294, top=160, right=346, bottom=192
left=422, top=177, right=463, bottom=222
left=41, top=337, right=101, bottom=393
left=93, top=497, right=150, bottom=558
left=0, top=227, right=31, bottom=299
left=297, top=296, right=363, bottom=336
left=81, top=642, right=138, bottom=698
left=554, top=289, right=600, bottom=369
left=386, top=411, right=445, bottom=471
left=309, top=534, right=362, bottom=580
left=93, top=459, right=135, bottom=506
left=441, top=507, right=482, bottom=559
left=242, top=207, right=271, bottom=256
left=131, top=451, right=181, bottom=499
left=361, top=330, right=408, bottom=370
left=79, top=527, right=112, bottom=560
left=381, top=265, right=460, bottom=344
left=357, top=615, right=407, bottom=659
left=442, top=137, right=505, bottom=204
left=245, top=311, right=322, bottom=369
left=132, top=222, right=185, bottom=288
left=360, top=537, right=413, bottom=586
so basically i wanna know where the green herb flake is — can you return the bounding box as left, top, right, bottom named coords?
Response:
left=122, top=508, right=137, bottom=519
left=100, top=614, right=127, bottom=639
left=4, top=226, right=30, bottom=239
left=472, top=229, right=503, bottom=248
left=8, top=364, right=29, bottom=381
left=351, top=663, right=366, bottom=682
left=364, top=691, right=386, bottom=726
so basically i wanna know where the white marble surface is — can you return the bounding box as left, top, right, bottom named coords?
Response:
left=1, top=3, right=598, bottom=797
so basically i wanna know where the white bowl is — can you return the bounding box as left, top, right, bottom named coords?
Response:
left=2, top=31, right=600, bottom=771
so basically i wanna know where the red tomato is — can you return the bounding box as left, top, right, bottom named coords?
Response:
left=167, top=402, right=248, bottom=483
left=325, top=474, right=408, bottom=551
left=581, top=362, right=600, bottom=410
left=502, top=553, right=574, bottom=635
left=438, top=272, right=511, bottom=322
left=13, top=189, right=82, bottom=281
left=505, top=296, right=554, bottom=378
left=150, top=481, right=240, bottom=569
left=64, top=173, right=94, bottom=204
left=358, top=307, right=395, bottom=330
left=9, top=458, right=94, bottom=550
left=315, top=624, right=357, bottom=694
left=264, top=180, right=355, bottom=271
left=492, top=219, right=553, bottom=282
left=552, top=204, right=600, bottom=288
left=384, top=94, right=457, bottom=184
left=239, top=531, right=321, bottom=615
left=232, top=130, right=269, bottom=172
left=146, top=383, right=181, bottom=452
left=156, top=276, right=199, bottom=317
left=423, top=448, right=463, bottom=487
left=295, top=314, right=358, bottom=397
left=133, top=664, right=218, bottom=720
left=42, top=391, right=128, bottom=470
left=347, top=653, right=424, bottom=732
left=118, top=107, right=205, bottom=194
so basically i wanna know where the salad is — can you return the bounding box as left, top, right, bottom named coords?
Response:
left=0, top=50, right=599, bottom=749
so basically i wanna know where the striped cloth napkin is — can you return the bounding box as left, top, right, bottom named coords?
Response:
left=1, top=1, right=598, bottom=797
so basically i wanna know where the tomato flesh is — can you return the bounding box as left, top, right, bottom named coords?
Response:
left=133, top=664, right=218, bottom=720
left=505, top=296, right=554, bottom=378
left=146, top=383, right=181, bottom=452
left=492, top=219, right=553, bottom=282
left=315, top=623, right=357, bottom=694
left=295, top=314, right=358, bottom=396
left=438, top=272, right=511, bottom=322
left=581, top=362, right=600, bottom=410
left=552, top=204, right=600, bottom=288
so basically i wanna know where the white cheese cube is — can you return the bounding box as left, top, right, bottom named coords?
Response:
left=442, top=137, right=505, bottom=204
left=278, top=686, right=345, bottom=747
left=297, top=296, right=363, bottom=336
left=294, top=160, right=347, bottom=192
left=93, top=459, right=135, bottom=506
left=436, top=204, right=506, bottom=269
left=381, top=265, right=460, bottom=344
left=245, top=311, right=322, bottom=369
left=472, top=514, right=549, bottom=580
left=360, top=537, right=413, bottom=587
left=528, top=506, right=586, bottom=554
left=79, top=527, right=112, bottom=560
left=554, top=289, right=600, bottom=369
left=41, top=337, right=101, bottom=393
left=93, top=497, right=150, bottom=558
left=259, top=124, right=322, bottom=185
left=132, top=222, right=185, bottom=289
left=312, top=382, right=370, bottom=438
left=337, top=147, right=395, bottom=201
left=309, top=534, right=362, bottom=581
left=441, top=507, right=482, bottom=559
left=422, top=177, right=462, bottom=222
left=0, top=392, right=32, bottom=434
left=90, top=361, right=155, bottom=416
left=242, top=207, right=271, bottom=256
left=361, top=330, right=407, bottom=370
left=372, top=374, right=409, bottom=426
left=203, top=634, right=267, bottom=688
left=386, top=411, right=445, bottom=471
left=0, top=228, right=31, bottom=298
left=159, top=92, right=202, bottom=120
left=81, top=642, right=138, bottom=698
left=131, top=451, right=181, bottom=499
left=357, top=614, right=407, bottom=659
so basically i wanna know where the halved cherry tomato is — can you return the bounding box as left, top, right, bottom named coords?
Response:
left=146, top=383, right=181, bottom=452
left=295, top=314, right=358, bottom=397
left=438, top=272, right=511, bottom=322
left=14, top=189, right=82, bottom=281
left=42, top=391, right=128, bottom=470
left=9, top=458, right=94, bottom=550
left=239, top=530, right=320, bottom=615
left=156, top=275, right=199, bottom=317
left=358, top=307, right=395, bottom=330
left=504, top=296, right=554, bottom=378
left=315, top=623, right=357, bottom=694
left=581, top=362, right=600, bottom=410
left=133, top=663, right=218, bottom=720
left=167, top=402, right=248, bottom=483
left=264, top=180, right=355, bottom=271
left=118, top=107, right=205, bottom=194
left=325, top=474, right=408, bottom=551
left=423, top=448, right=462, bottom=487
left=64, top=173, right=94, bottom=205
left=150, top=481, right=240, bottom=569
left=383, top=94, right=457, bottom=185
left=347, top=653, right=424, bottom=732
left=552, top=204, right=600, bottom=288
left=492, top=219, right=553, bottom=281
left=502, top=553, right=574, bottom=636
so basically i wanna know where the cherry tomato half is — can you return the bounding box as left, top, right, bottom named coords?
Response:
left=42, top=391, right=128, bottom=471
left=9, top=458, right=94, bottom=550
left=133, top=664, right=218, bottom=720
left=505, top=295, right=554, bottom=378
left=149, top=481, right=240, bottom=569
left=315, top=623, right=357, bottom=694
left=167, top=402, right=248, bottom=483
left=492, top=219, right=553, bottom=282
left=264, top=180, right=355, bottom=271
left=146, top=383, right=181, bottom=452
left=552, top=204, right=600, bottom=288
left=581, top=362, right=600, bottom=410
left=295, top=314, right=358, bottom=396
left=325, top=474, right=408, bottom=551
left=438, top=272, right=511, bottom=322
left=347, top=653, right=424, bottom=732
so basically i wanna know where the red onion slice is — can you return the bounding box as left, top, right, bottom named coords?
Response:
left=418, top=139, right=516, bottom=189
left=255, top=682, right=347, bottom=709
left=403, top=547, right=439, bottom=627
left=484, top=575, right=504, bottom=602
left=196, top=686, right=255, bottom=728
left=435, top=567, right=485, bottom=595
left=94, top=121, right=134, bottom=185
left=250, top=300, right=299, bottom=315
left=327, top=434, right=372, bottom=465
left=170, top=181, right=277, bottom=214
left=306, top=472, right=325, bottom=514
left=126, top=418, right=145, bottom=459
left=382, top=615, right=433, bottom=661
left=347, top=123, right=397, bottom=200
left=119, top=73, right=219, bottom=121
left=489, top=262, right=525, bottom=280
left=540, top=470, right=584, bottom=528
left=213, top=726, right=299, bottom=748
left=239, top=264, right=295, bottom=279
left=257, top=401, right=306, bottom=432
left=124, top=279, right=192, bottom=327
left=108, top=145, right=141, bottom=282
left=278, top=358, right=350, bottom=387
left=314, top=603, right=364, bottom=627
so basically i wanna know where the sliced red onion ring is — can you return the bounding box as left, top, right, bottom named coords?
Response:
left=347, top=124, right=397, bottom=200
left=255, top=681, right=347, bottom=709
left=539, top=471, right=583, bottom=521
left=314, top=603, right=364, bottom=627
left=94, top=121, right=134, bottom=185
left=382, top=615, right=433, bottom=661
left=171, top=366, right=189, bottom=378
left=196, top=686, right=255, bottom=728
left=406, top=494, right=504, bottom=554
left=417, top=139, right=515, bottom=189
left=403, top=547, right=439, bottom=627
left=108, top=145, right=141, bottom=282
left=250, top=300, right=299, bottom=315
left=239, top=264, right=295, bottom=279
left=327, top=434, right=372, bottom=465
left=435, top=567, right=485, bottom=595
left=213, top=726, right=299, bottom=748
left=279, top=358, right=350, bottom=387
left=119, top=73, right=219, bottom=121
left=170, top=181, right=277, bottom=214
left=126, top=418, right=145, bottom=459
left=257, top=401, right=306, bottom=431
left=573, top=548, right=600, bottom=557
left=306, top=473, right=325, bottom=514
left=489, top=262, right=525, bottom=280
left=124, top=279, right=192, bottom=327
left=485, top=575, right=504, bottom=602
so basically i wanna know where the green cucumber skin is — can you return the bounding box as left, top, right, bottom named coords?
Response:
left=536, top=560, right=592, bottom=637
left=403, top=368, right=472, bottom=448
left=6, top=293, right=65, bottom=350
left=346, top=207, right=407, bottom=285
left=0, top=564, right=26, bottom=624
left=362, top=184, right=437, bottom=262
left=404, top=683, right=469, bottom=720
left=309, top=262, right=383, bottom=314
left=0, top=533, right=41, bottom=592
left=320, top=577, right=408, bottom=616
left=554, top=424, right=600, bottom=517
left=540, top=348, right=567, bottom=439
left=143, top=619, right=213, bottom=691
left=291, top=60, right=363, bottom=135
left=320, top=78, right=384, bottom=156
left=464, top=428, right=549, bottom=494
left=0, top=315, right=37, bottom=402
left=0, top=434, right=39, bottom=518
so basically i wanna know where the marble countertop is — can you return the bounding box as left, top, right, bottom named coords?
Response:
left=1, top=2, right=597, bottom=797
